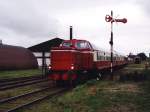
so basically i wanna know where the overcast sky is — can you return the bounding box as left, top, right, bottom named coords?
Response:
left=0, top=0, right=150, bottom=55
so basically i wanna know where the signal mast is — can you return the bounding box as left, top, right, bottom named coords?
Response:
left=105, top=10, right=127, bottom=77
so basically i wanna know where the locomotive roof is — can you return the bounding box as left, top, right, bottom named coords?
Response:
left=62, top=39, right=90, bottom=42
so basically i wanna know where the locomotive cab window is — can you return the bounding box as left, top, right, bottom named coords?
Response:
left=62, top=42, right=72, bottom=47
left=75, top=41, right=92, bottom=49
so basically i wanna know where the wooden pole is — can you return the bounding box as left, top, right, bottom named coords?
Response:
left=42, top=52, right=46, bottom=75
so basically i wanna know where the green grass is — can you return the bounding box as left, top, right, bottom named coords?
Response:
left=54, top=81, right=138, bottom=112
left=0, top=69, right=42, bottom=79
left=126, top=61, right=147, bottom=68
left=55, top=74, right=150, bottom=112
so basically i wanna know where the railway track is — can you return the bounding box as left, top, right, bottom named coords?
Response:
left=0, top=77, right=49, bottom=91
left=0, top=76, right=45, bottom=87
left=0, top=75, right=45, bottom=83
left=0, top=87, right=68, bottom=112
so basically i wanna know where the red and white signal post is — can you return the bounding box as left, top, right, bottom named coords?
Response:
left=105, top=10, right=127, bottom=76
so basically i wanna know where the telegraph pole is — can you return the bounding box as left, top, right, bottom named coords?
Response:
left=105, top=10, right=127, bottom=77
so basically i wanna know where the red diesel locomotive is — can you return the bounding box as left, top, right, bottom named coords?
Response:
left=48, top=39, right=127, bottom=83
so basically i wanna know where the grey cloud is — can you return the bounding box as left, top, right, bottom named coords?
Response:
left=0, top=0, right=59, bottom=38
left=0, top=0, right=136, bottom=39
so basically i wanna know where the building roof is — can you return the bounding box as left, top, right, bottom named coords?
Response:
left=128, top=54, right=137, bottom=59
left=28, top=38, right=63, bottom=52
left=0, top=44, right=38, bottom=70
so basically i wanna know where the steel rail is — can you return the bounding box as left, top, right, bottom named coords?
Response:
left=0, top=87, right=51, bottom=103
left=0, top=77, right=46, bottom=87
left=0, top=78, right=49, bottom=91
left=6, top=88, right=68, bottom=112
left=0, top=75, right=44, bottom=83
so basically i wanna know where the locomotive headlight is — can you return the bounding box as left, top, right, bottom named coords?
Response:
left=71, top=64, right=74, bottom=70
left=48, top=65, right=51, bottom=70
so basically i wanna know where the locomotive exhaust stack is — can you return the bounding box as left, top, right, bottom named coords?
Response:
left=70, top=26, right=73, bottom=40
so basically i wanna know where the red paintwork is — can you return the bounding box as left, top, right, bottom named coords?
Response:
left=71, top=74, right=77, bottom=80
left=53, top=74, right=60, bottom=80
left=94, top=61, right=111, bottom=69
left=62, top=74, right=69, bottom=80
left=51, top=39, right=93, bottom=71
left=51, top=49, right=74, bottom=70
left=49, top=39, right=127, bottom=81
left=105, top=15, right=127, bottom=23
